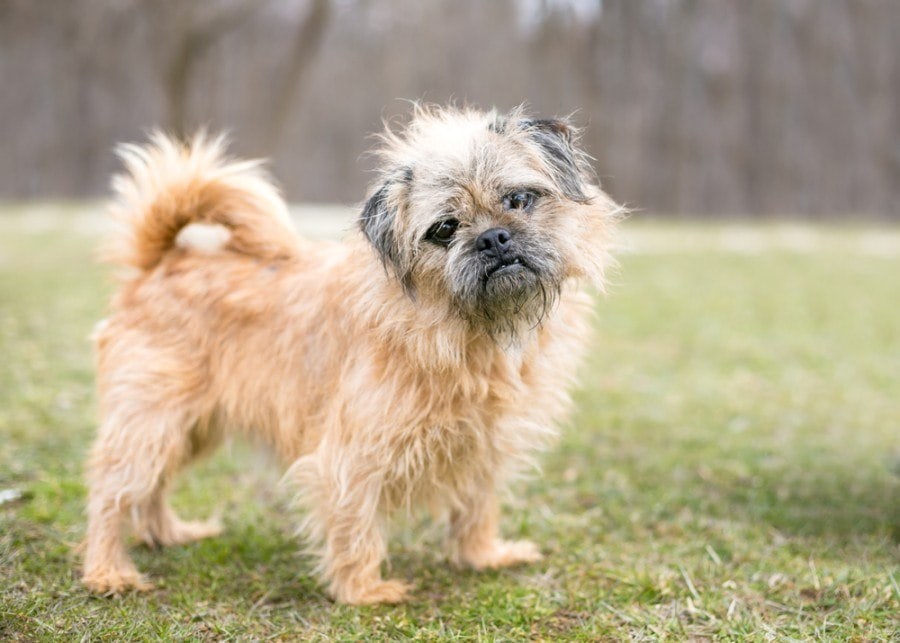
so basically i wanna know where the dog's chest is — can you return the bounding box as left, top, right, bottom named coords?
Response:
left=394, top=351, right=526, bottom=465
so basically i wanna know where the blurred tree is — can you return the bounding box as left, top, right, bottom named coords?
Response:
left=152, top=0, right=269, bottom=136
left=264, top=0, right=331, bottom=150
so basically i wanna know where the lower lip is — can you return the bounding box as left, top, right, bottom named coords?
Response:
left=489, top=263, right=525, bottom=277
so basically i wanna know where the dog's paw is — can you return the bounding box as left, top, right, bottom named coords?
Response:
left=168, top=517, right=223, bottom=544
left=140, top=517, right=223, bottom=548
left=461, top=539, right=543, bottom=570
left=335, top=578, right=411, bottom=605
left=82, top=568, right=153, bottom=595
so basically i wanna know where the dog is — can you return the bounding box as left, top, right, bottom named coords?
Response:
left=81, top=105, right=620, bottom=604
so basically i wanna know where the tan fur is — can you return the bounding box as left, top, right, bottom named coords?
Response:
left=82, top=107, right=620, bottom=604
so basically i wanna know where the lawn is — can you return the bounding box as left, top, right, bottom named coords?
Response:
left=1, top=206, right=898, bottom=640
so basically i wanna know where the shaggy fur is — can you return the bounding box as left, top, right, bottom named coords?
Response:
left=81, top=105, right=620, bottom=604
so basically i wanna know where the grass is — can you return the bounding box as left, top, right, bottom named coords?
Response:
left=1, top=206, right=898, bottom=640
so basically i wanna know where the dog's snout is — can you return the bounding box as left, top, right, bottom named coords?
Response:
left=476, top=228, right=512, bottom=257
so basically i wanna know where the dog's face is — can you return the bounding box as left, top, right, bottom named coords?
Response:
left=360, top=106, right=617, bottom=334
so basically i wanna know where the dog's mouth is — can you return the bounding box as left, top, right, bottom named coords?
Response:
left=464, top=253, right=559, bottom=330
left=484, top=256, right=527, bottom=280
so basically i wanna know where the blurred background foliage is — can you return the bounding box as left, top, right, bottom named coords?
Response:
left=1, top=0, right=897, bottom=217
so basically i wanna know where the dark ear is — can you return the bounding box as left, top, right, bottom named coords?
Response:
left=520, top=118, right=589, bottom=202
left=359, top=183, right=397, bottom=265
left=358, top=173, right=414, bottom=293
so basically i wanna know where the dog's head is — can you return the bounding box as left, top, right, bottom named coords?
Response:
left=360, top=105, right=619, bottom=334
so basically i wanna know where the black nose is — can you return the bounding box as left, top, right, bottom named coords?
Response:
left=475, top=227, right=512, bottom=257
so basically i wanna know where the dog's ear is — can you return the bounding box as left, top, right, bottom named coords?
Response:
left=360, top=183, right=397, bottom=263
left=519, top=118, right=589, bottom=202
left=359, top=170, right=414, bottom=293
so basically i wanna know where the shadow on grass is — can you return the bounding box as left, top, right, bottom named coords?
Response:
left=713, top=460, right=900, bottom=541
left=124, top=521, right=331, bottom=612
left=550, top=419, right=900, bottom=549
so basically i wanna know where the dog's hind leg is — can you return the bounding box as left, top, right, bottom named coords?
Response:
left=82, top=405, right=202, bottom=593
left=136, top=490, right=222, bottom=548
left=134, top=419, right=224, bottom=548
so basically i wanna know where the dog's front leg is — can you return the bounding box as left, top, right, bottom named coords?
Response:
left=447, top=484, right=543, bottom=571
left=292, top=454, right=409, bottom=605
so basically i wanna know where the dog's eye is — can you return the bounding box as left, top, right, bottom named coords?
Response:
left=503, top=191, right=536, bottom=212
left=426, top=218, right=459, bottom=245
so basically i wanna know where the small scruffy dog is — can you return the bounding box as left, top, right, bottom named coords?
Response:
left=82, top=105, right=619, bottom=604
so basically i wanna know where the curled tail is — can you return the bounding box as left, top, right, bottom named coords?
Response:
left=104, top=131, right=297, bottom=273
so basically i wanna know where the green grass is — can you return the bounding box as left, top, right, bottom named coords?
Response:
left=1, top=209, right=898, bottom=640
